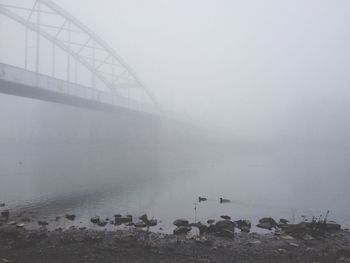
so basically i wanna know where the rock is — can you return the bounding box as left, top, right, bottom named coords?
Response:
left=191, top=235, right=213, bottom=246
left=247, top=240, right=261, bottom=245
left=257, top=222, right=273, bottom=230
left=114, top=215, right=132, bottom=224
left=277, top=248, right=287, bottom=253
left=281, top=221, right=341, bottom=237
left=280, top=234, right=294, bottom=240
left=235, top=219, right=251, bottom=233
left=209, top=220, right=236, bottom=237
left=90, top=216, right=100, bottom=224
left=257, top=217, right=278, bottom=230
left=139, top=214, right=148, bottom=223
left=303, top=234, right=314, bottom=241
left=325, top=222, right=341, bottom=231
left=148, top=219, right=157, bottom=227
left=219, top=229, right=235, bottom=238
left=0, top=203, right=5, bottom=207
left=114, top=214, right=122, bottom=218
left=65, top=214, right=76, bottom=221
left=289, top=242, right=299, bottom=247
left=279, top=218, right=289, bottom=224
left=173, top=226, right=191, bottom=235
left=207, top=219, right=215, bottom=225
left=1, top=210, right=9, bottom=218
left=339, top=257, right=350, bottom=262
left=38, top=220, right=48, bottom=226
left=7, top=221, right=16, bottom=225
left=220, top=215, right=231, bottom=220
left=214, top=220, right=235, bottom=232
left=97, top=220, right=107, bottom=227
left=280, top=222, right=308, bottom=235
left=173, top=219, right=189, bottom=227
left=134, top=221, right=147, bottom=228
left=1, top=257, right=14, bottom=263
left=190, top=222, right=209, bottom=234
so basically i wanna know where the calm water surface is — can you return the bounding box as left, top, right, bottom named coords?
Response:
left=0, top=140, right=349, bottom=233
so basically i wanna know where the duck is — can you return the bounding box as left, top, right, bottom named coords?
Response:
left=198, top=196, right=207, bottom=202
left=219, top=197, right=231, bottom=203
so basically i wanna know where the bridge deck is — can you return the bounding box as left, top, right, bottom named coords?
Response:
left=0, top=63, right=158, bottom=115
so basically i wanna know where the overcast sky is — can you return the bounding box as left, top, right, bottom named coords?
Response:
left=1, top=0, right=350, bottom=141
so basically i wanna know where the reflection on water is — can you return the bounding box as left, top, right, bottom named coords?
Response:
left=1, top=140, right=350, bottom=233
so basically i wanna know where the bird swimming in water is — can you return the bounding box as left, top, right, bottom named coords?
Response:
left=220, top=197, right=231, bottom=203
left=198, top=196, right=207, bottom=202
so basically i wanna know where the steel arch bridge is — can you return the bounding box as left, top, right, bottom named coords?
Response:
left=0, top=0, right=159, bottom=113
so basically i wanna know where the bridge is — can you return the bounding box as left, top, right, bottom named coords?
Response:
left=0, top=0, right=160, bottom=115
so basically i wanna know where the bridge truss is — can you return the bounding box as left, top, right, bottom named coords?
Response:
left=0, top=0, right=158, bottom=109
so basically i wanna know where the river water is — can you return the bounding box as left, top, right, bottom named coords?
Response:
left=0, top=95, right=349, bottom=232
left=1, top=139, right=349, bottom=233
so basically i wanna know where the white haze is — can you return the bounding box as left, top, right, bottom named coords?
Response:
left=0, top=0, right=350, bottom=142
left=53, top=0, right=350, bottom=142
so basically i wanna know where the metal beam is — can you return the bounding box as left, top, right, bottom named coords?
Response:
left=0, top=5, right=120, bottom=95
left=39, top=0, right=158, bottom=107
left=0, top=0, right=159, bottom=108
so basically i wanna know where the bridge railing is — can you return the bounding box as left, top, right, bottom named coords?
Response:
left=0, top=63, right=159, bottom=115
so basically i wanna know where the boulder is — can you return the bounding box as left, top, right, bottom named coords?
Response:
left=139, top=214, right=148, bottom=223
left=90, top=216, right=100, bottom=224
left=65, top=214, right=76, bottom=221
left=257, top=217, right=278, bottom=230
left=1, top=209, right=10, bottom=218
left=214, top=220, right=235, bottom=232
left=134, top=221, right=147, bottom=228
left=0, top=203, right=5, bottom=207
left=207, top=219, right=215, bottom=225
left=279, top=218, right=289, bottom=224
left=219, top=229, right=235, bottom=238
left=38, top=220, right=48, bottom=226
left=97, top=220, right=107, bottom=227
left=173, top=226, right=191, bottom=235
left=148, top=219, right=157, bottom=227
left=326, top=222, right=341, bottom=231
left=220, top=215, right=231, bottom=220
left=173, top=219, right=189, bottom=227
left=235, top=219, right=251, bottom=233
left=114, top=215, right=132, bottom=224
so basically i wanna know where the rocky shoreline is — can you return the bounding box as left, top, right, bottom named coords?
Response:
left=1, top=206, right=350, bottom=262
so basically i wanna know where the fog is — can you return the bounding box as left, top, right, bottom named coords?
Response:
left=0, top=0, right=350, bottom=235
left=55, top=0, right=350, bottom=142
left=1, top=0, right=350, bottom=142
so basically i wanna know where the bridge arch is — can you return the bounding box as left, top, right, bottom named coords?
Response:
left=0, top=0, right=158, bottom=108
